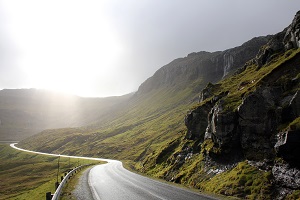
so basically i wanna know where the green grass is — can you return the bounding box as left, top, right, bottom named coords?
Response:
left=132, top=49, right=300, bottom=199
left=288, top=117, right=300, bottom=130
left=285, top=190, right=300, bottom=200
left=18, top=81, right=202, bottom=162
left=198, top=161, right=272, bottom=199
left=215, top=49, right=300, bottom=112
left=15, top=48, right=300, bottom=199
left=0, top=144, right=101, bottom=200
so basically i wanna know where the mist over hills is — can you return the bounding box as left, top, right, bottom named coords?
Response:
left=0, top=30, right=269, bottom=141
left=0, top=89, right=133, bottom=140
left=9, top=10, right=300, bottom=200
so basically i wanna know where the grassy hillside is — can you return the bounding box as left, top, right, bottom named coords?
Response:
left=17, top=35, right=268, bottom=158
left=137, top=49, right=300, bottom=199
left=14, top=11, right=300, bottom=198
left=18, top=79, right=204, bottom=158
left=0, top=144, right=101, bottom=200
left=18, top=47, right=300, bottom=199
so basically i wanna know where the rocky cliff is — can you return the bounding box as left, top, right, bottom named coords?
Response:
left=181, top=12, right=300, bottom=199
left=16, top=9, right=300, bottom=200
left=137, top=36, right=271, bottom=95
left=138, top=11, right=300, bottom=200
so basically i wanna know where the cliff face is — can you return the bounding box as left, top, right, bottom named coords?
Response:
left=256, top=11, right=300, bottom=68
left=182, top=12, right=300, bottom=199
left=284, top=11, right=300, bottom=49
left=136, top=11, right=300, bottom=200
left=186, top=12, right=300, bottom=159
left=137, top=36, right=271, bottom=95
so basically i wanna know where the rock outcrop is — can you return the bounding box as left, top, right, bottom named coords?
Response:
left=185, top=101, right=212, bottom=140
left=238, top=88, right=280, bottom=160
left=205, top=101, right=240, bottom=153
left=255, top=11, right=300, bottom=69
left=183, top=11, right=300, bottom=199
left=284, top=11, right=300, bottom=49
left=255, top=31, right=285, bottom=68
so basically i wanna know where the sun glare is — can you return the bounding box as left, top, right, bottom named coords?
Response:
left=7, top=0, right=124, bottom=97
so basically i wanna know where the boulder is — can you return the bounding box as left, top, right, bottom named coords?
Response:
left=238, top=90, right=279, bottom=160
left=186, top=90, right=229, bottom=140
left=199, top=82, right=215, bottom=102
left=205, top=101, right=240, bottom=153
left=255, top=31, right=285, bottom=68
left=185, top=101, right=213, bottom=140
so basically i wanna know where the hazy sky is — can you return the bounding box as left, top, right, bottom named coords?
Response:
left=0, top=1, right=299, bottom=97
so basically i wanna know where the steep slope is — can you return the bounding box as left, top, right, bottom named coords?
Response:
left=137, top=36, right=270, bottom=95
left=0, top=89, right=132, bottom=140
left=18, top=33, right=268, bottom=155
left=137, top=12, right=300, bottom=200
left=141, top=48, right=300, bottom=199
left=17, top=10, right=300, bottom=200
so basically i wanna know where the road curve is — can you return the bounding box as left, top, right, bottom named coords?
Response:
left=89, top=160, right=215, bottom=200
left=10, top=143, right=216, bottom=200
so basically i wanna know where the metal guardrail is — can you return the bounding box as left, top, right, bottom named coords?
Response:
left=51, top=165, right=87, bottom=200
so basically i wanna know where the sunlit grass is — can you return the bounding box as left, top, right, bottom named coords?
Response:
left=15, top=48, right=300, bottom=199
left=198, top=161, right=272, bottom=200
left=0, top=144, right=101, bottom=200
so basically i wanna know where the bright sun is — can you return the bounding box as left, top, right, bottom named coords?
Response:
left=8, top=1, right=123, bottom=97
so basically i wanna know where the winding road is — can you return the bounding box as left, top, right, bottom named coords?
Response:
left=10, top=144, right=217, bottom=200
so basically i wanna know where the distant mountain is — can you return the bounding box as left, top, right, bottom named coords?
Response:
left=18, top=10, right=300, bottom=200
left=0, top=89, right=132, bottom=140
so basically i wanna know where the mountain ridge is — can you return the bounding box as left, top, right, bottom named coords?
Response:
left=137, top=35, right=271, bottom=95
left=14, top=10, right=300, bottom=200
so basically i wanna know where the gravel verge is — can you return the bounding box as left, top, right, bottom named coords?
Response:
left=72, top=166, right=94, bottom=200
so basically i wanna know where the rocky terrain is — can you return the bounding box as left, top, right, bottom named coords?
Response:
left=17, top=11, right=300, bottom=200
left=144, top=11, right=300, bottom=200
left=137, top=36, right=270, bottom=95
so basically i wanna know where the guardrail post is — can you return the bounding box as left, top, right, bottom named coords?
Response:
left=55, top=182, right=59, bottom=190
left=46, top=192, right=53, bottom=200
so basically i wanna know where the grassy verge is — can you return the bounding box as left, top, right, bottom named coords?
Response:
left=122, top=159, right=231, bottom=200
left=0, top=144, right=101, bottom=200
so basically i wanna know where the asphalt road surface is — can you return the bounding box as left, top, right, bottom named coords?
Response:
left=10, top=143, right=217, bottom=200
left=88, top=160, right=216, bottom=200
